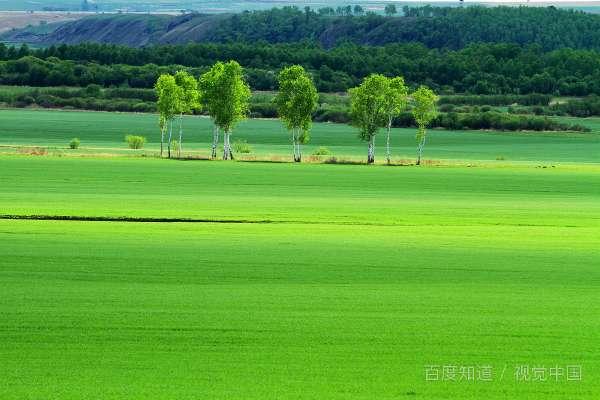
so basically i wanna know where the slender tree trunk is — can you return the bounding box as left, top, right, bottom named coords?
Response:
left=291, top=128, right=297, bottom=162
left=160, top=126, right=165, bottom=158
left=417, top=136, right=426, bottom=166
left=386, top=118, right=392, bottom=165
left=178, top=113, right=183, bottom=158
left=367, top=136, right=375, bottom=164
left=223, top=130, right=231, bottom=160
left=292, top=128, right=301, bottom=162
left=211, top=126, right=219, bottom=159
left=167, top=120, right=173, bottom=159
left=289, top=128, right=304, bottom=162
left=296, top=128, right=302, bottom=162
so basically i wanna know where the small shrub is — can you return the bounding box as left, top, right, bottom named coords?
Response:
left=125, top=135, right=146, bottom=149
left=85, top=84, right=102, bottom=97
left=232, top=139, right=252, bottom=154
left=69, top=138, right=80, bottom=149
left=312, top=146, right=332, bottom=156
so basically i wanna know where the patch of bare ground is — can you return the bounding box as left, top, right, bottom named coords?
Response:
left=0, top=11, right=87, bottom=34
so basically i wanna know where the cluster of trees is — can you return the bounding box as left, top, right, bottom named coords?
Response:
left=2, top=85, right=587, bottom=133
left=432, top=111, right=588, bottom=133
left=0, top=86, right=157, bottom=112
left=5, top=42, right=600, bottom=96
left=8, top=6, right=600, bottom=50
left=548, top=96, right=600, bottom=118
left=439, top=94, right=552, bottom=107
left=155, top=62, right=250, bottom=160
left=151, top=6, right=600, bottom=50
left=155, top=63, right=438, bottom=164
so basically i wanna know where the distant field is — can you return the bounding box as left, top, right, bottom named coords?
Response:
left=1, top=108, right=599, bottom=164
left=1, top=156, right=600, bottom=399
left=2, top=0, right=600, bottom=13
left=0, top=0, right=414, bottom=12
left=0, top=11, right=86, bottom=34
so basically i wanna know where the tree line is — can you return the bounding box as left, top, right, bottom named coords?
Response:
left=11, top=6, right=600, bottom=51
left=203, top=5, right=600, bottom=50
left=4, top=42, right=600, bottom=96
left=156, top=63, right=437, bottom=165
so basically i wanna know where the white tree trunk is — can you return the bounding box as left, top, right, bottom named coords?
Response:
left=178, top=113, right=183, bottom=158
left=367, top=136, right=375, bottom=164
left=386, top=119, right=392, bottom=164
left=167, top=120, right=173, bottom=159
left=160, top=126, right=165, bottom=158
left=211, top=126, right=219, bottom=159
left=223, top=131, right=231, bottom=160
left=417, top=137, right=426, bottom=166
left=291, top=128, right=297, bottom=162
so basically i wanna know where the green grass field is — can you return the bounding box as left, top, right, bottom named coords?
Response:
left=1, top=108, right=600, bottom=398
left=1, top=109, right=600, bottom=163
left=2, top=157, right=600, bottom=398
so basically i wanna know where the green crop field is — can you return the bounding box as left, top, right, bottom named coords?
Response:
left=1, top=157, right=600, bottom=399
left=1, top=108, right=600, bottom=398
left=1, top=109, right=600, bottom=163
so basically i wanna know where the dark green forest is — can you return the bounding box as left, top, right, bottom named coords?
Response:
left=206, top=5, right=600, bottom=50
left=2, top=41, right=600, bottom=95
left=7, top=6, right=600, bottom=51
left=3, top=5, right=600, bottom=130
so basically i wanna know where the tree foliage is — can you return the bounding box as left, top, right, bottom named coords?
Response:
left=411, top=86, right=439, bottom=165
left=275, top=65, right=318, bottom=161
left=155, top=74, right=182, bottom=122
left=6, top=42, right=600, bottom=96
left=174, top=70, right=200, bottom=114
left=154, top=74, right=183, bottom=157
left=349, top=74, right=389, bottom=163
left=202, top=61, right=251, bottom=159
left=383, top=76, right=408, bottom=163
left=210, top=61, right=251, bottom=134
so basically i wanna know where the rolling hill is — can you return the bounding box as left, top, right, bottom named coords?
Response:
left=5, top=6, right=600, bottom=50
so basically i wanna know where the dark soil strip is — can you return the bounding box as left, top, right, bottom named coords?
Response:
left=0, top=214, right=274, bottom=224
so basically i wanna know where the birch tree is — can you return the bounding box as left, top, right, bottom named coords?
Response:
left=411, top=86, right=439, bottom=166
left=174, top=70, right=201, bottom=158
left=383, top=76, right=408, bottom=164
left=155, top=74, right=183, bottom=158
left=158, top=114, right=166, bottom=157
left=349, top=74, right=388, bottom=164
left=274, top=65, right=318, bottom=162
left=211, top=61, right=251, bottom=160
left=199, top=62, right=225, bottom=159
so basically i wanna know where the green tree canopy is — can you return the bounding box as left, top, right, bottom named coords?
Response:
left=383, top=76, right=408, bottom=164
left=155, top=74, right=182, bottom=121
left=175, top=70, right=201, bottom=114
left=206, top=61, right=251, bottom=160
left=155, top=73, right=183, bottom=157
left=349, top=74, right=389, bottom=163
left=275, top=65, right=318, bottom=162
left=412, top=86, right=439, bottom=165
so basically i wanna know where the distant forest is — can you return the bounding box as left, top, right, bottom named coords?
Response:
left=2, top=41, right=600, bottom=95
left=3, top=6, right=600, bottom=95
left=6, top=6, right=600, bottom=50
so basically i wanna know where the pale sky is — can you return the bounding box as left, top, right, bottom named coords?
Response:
left=392, top=1, right=600, bottom=2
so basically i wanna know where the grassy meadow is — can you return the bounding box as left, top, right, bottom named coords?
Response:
left=1, top=108, right=600, bottom=398
left=1, top=108, right=600, bottom=163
